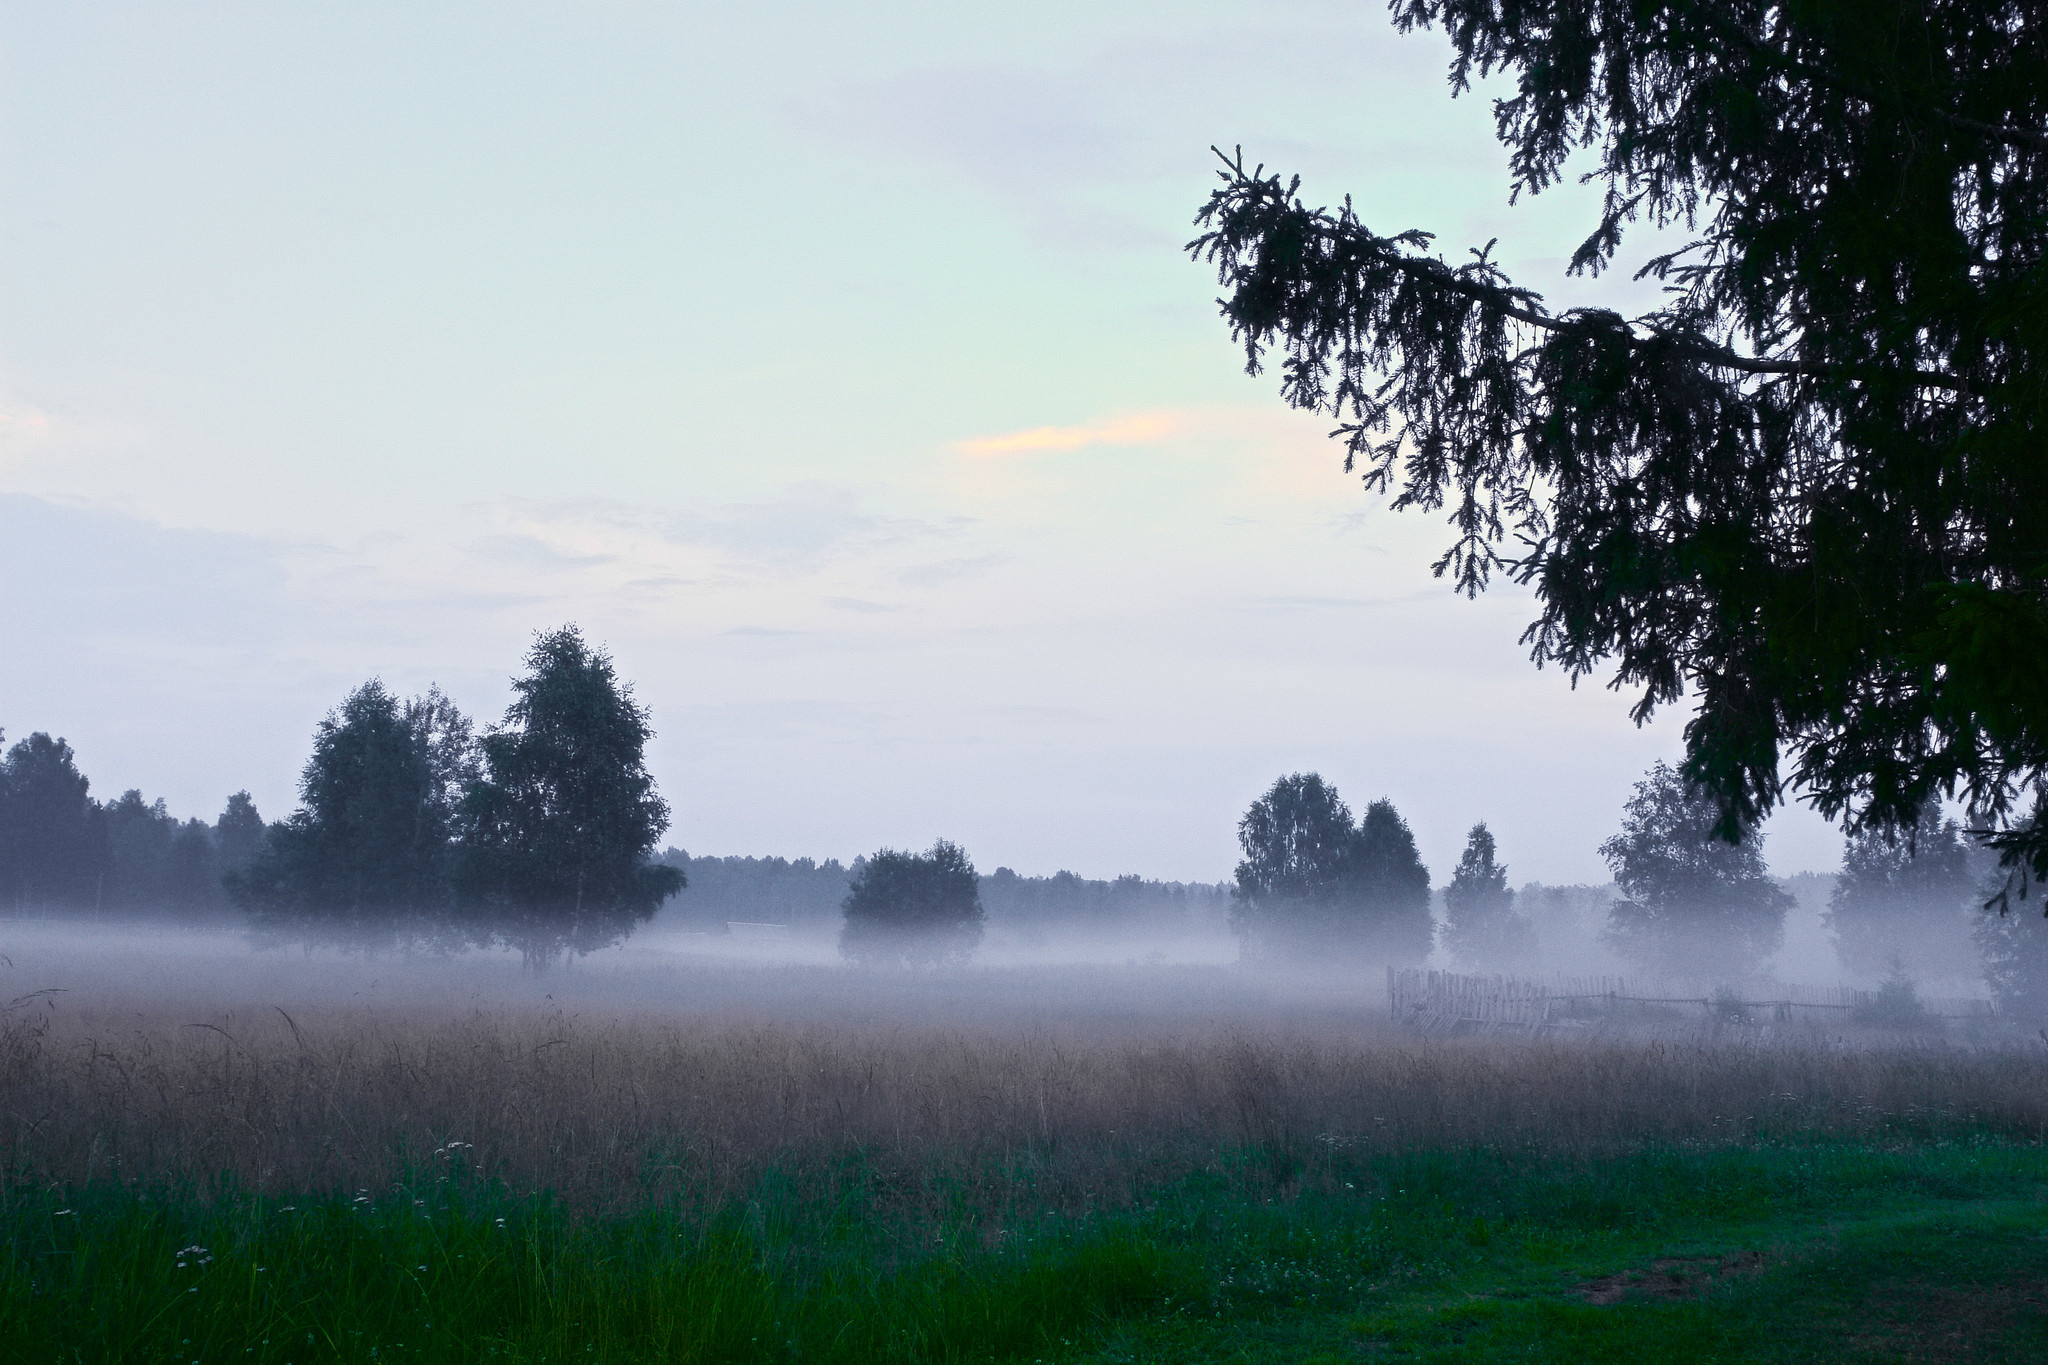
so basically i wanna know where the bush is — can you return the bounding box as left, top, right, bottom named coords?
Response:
left=839, top=840, right=985, bottom=967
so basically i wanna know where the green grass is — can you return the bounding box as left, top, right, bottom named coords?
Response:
left=5, top=1140, right=2045, bottom=1363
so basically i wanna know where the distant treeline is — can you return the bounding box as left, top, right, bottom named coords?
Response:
left=0, top=627, right=681, bottom=969
left=0, top=729, right=265, bottom=921
left=655, top=850, right=1230, bottom=937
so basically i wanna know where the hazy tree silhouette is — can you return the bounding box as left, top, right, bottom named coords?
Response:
left=1826, top=803, right=1981, bottom=979
left=838, top=840, right=984, bottom=967
left=1191, top=0, right=2048, bottom=887
left=1352, top=799, right=1434, bottom=963
left=230, top=680, right=470, bottom=934
left=1231, top=774, right=1431, bottom=964
left=1601, top=762, right=1792, bottom=979
left=456, top=627, right=682, bottom=967
left=214, top=791, right=267, bottom=874
left=0, top=731, right=105, bottom=912
left=162, top=817, right=222, bottom=916
left=1976, top=805, right=2048, bottom=1017
left=103, top=790, right=176, bottom=912
left=1440, top=822, right=1533, bottom=969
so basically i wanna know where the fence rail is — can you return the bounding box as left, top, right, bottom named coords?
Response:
left=1388, top=967, right=1995, bottom=1034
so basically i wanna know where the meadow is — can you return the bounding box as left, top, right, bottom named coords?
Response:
left=3, top=952, right=2047, bottom=1361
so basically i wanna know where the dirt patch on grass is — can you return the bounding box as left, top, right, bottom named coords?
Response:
left=1575, top=1250, right=1768, bottom=1304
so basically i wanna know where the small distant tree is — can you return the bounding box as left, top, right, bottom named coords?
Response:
left=1601, top=762, right=1793, bottom=980
left=456, top=627, right=682, bottom=965
left=1353, top=799, right=1434, bottom=963
left=1826, top=803, right=1980, bottom=980
left=0, top=731, right=105, bottom=912
left=1440, top=822, right=1534, bottom=969
left=839, top=840, right=984, bottom=967
left=230, top=681, right=470, bottom=927
left=1231, top=774, right=1431, bottom=964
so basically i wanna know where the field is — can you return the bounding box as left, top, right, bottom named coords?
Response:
left=2, top=943, right=2046, bottom=1361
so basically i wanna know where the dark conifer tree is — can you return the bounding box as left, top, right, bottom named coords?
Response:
left=1440, top=822, right=1534, bottom=969
left=1190, top=0, right=2048, bottom=884
left=1353, top=798, right=1435, bottom=964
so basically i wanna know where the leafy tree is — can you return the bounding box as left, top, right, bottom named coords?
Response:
left=0, top=731, right=105, bottom=911
left=1440, top=822, right=1535, bottom=968
left=1826, top=803, right=1982, bottom=979
left=1232, top=773, right=1361, bottom=929
left=838, top=839, right=985, bottom=967
left=1600, top=761, right=1793, bottom=978
left=231, top=680, right=469, bottom=926
left=1190, top=1, right=2048, bottom=884
left=1231, top=774, right=1432, bottom=963
left=457, top=627, right=682, bottom=964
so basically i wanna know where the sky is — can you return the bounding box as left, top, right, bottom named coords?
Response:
left=0, top=0, right=1847, bottom=885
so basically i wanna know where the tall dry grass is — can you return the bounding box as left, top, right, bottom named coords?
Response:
left=4, top=1000, right=2045, bottom=1214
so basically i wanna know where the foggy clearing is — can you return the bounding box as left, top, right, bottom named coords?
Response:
left=8, top=0, right=2048, bottom=1357
left=6, top=915, right=2044, bottom=1207
left=6, top=952, right=2045, bottom=1213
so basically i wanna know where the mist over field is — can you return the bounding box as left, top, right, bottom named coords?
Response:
left=0, top=600, right=2036, bottom=1365
left=7, top=1, right=2048, bottom=1359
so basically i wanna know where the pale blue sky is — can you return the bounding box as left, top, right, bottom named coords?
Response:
left=0, top=1, right=1844, bottom=883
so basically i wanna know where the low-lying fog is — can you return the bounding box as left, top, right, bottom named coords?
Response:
left=0, top=917, right=1330, bottom=1034
left=0, top=871, right=1996, bottom=1037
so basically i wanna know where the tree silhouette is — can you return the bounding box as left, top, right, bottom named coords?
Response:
left=1826, top=804, right=1981, bottom=979
left=103, top=790, right=176, bottom=912
left=1191, top=1, right=2048, bottom=885
left=1231, top=774, right=1431, bottom=964
left=457, top=627, right=682, bottom=966
left=1440, top=822, right=1534, bottom=969
left=214, top=791, right=267, bottom=874
left=1601, top=762, right=1792, bottom=979
left=230, top=680, right=470, bottom=934
left=838, top=840, right=984, bottom=967
left=1976, top=885, right=2048, bottom=1019
left=0, top=731, right=104, bottom=912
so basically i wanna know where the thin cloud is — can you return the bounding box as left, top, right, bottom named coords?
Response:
left=899, top=556, right=1002, bottom=587
left=954, top=411, right=1183, bottom=458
